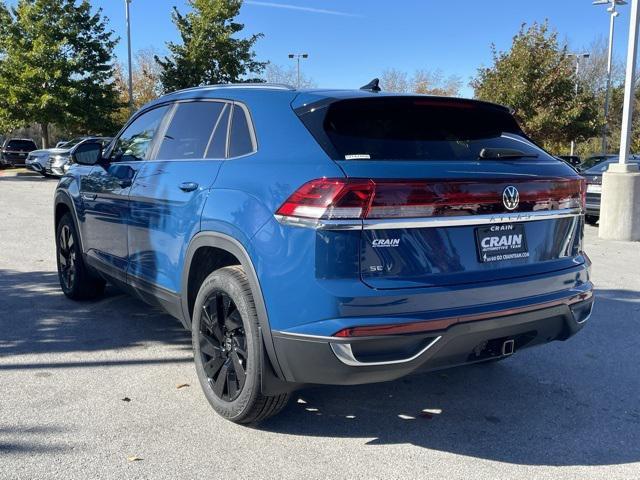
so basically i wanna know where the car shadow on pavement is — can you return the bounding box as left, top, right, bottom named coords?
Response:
left=260, top=288, right=640, bottom=467
left=0, top=269, right=191, bottom=363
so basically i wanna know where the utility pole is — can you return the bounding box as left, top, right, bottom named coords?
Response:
left=599, top=0, right=640, bottom=241
left=287, top=53, right=308, bottom=88
left=593, top=0, right=627, bottom=156
left=568, top=53, right=590, bottom=156
left=125, top=0, right=134, bottom=114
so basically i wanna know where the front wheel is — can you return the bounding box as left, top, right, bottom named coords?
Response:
left=55, top=213, right=106, bottom=299
left=192, top=266, right=289, bottom=424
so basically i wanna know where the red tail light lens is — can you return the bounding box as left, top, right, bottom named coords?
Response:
left=276, top=178, right=374, bottom=219
left=276, top=177, right=584, bottom=220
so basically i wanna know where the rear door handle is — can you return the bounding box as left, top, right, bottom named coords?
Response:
left=179, top=182, right=199, bottom=192
left=81, top=193, right=97, bottom=201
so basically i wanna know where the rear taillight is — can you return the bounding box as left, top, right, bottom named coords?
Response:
left=275, top=177, right=584, bottom=220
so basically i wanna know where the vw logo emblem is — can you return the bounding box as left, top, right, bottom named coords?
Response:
left=502, top=185, right=519, bottom=211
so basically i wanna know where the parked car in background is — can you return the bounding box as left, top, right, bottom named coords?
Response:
left=583, top=156, right=640, bottom=225
left=0, top=138, right=37, bottom=167
left=53, top=84, right=593, bottom=423
left=578, top=154, right=617, bottom=172
left=27, top=137, right=112, bottom=177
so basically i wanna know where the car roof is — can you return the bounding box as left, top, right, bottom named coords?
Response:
left=139, top=83, right=511, bottom=114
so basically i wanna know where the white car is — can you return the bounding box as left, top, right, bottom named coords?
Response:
left=26, top=137, right=112, bottom=177
left=26, top=147, right=68, bottom=176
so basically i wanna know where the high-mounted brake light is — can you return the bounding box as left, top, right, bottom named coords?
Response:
left=276, top=177, right=585, bottom=221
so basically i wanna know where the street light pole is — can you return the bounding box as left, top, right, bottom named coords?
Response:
left=617, top=0, right=640, bottom=167
left=593, top=0, right=627, bottom=156
left=599, top=0, right=640, bottom=242
left=568, top=52, right=590, bottom=156
left=287, top=53, right=309, bottom=88
left=125, top=0, right=134, bottom=114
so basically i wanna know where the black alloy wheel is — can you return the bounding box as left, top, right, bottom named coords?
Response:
left=198, top=291, right=248, bottom=402
left=58, top=224, right=76, bottom=291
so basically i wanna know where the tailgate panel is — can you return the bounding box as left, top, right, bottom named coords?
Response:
left=360, top=216, right=582, bottom=289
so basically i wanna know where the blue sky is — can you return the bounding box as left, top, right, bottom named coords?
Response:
left=11, top=1, right=639, bottom=96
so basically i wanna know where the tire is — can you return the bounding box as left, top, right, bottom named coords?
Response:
left=55, top=213, right=106, bottom=300
left=192, top=266, right=290, bottom=424
left=585, top=215, right=599, bottom=226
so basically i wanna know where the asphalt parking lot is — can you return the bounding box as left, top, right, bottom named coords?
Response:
left=1, top=169, right=639, bottom=480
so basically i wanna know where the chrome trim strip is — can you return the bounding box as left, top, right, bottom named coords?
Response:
left=330, top=336, right=442, bottom=367
left=362, top=208, right=582, bottom=230
left=274, top=215, right=363, bottom=230
left=275, top=208, right=582, bottom=231
left=574, top=301, right=594, bottom=325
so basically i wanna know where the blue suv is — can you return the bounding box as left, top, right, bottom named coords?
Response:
left=54, top=83, right=593, bottom=423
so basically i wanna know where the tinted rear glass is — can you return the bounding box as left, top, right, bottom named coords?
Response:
left=6, top=140, right=36, bottom=150
left=157, top=101, right=225, bottom=160
left=228, top=105, right=255, bottom=157
left=296, top=97, right=542, bottom=161
left=206, top=104, right=230, bottom=159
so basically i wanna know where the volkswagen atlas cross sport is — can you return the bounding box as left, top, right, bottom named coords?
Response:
left=53, top=81, right=593, bottom=424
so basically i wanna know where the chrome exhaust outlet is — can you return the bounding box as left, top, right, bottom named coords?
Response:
left=501, top=339, right=515, bottom=356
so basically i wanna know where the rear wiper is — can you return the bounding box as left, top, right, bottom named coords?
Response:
left=479, top=148, right=539, bottom=160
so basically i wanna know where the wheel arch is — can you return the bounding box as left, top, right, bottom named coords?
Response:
left=182, top=232, right=286, bottom=381
left=54, top=190, right=84, bottom=253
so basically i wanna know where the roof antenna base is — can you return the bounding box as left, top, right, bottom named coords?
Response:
left=360, top=78, right=381, bottom=93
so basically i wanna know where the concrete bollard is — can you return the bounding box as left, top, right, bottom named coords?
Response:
left=599, top=163, right=640, bottom=241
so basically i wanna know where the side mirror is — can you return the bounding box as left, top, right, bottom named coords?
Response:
left=72, top=142, right=102, bottom=166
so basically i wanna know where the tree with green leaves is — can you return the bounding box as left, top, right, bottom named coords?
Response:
left=0, top=0, right=120, bottom=148
left=471, top=22, right=599, bottom=151
left=156, top=0, right=266, bottom=93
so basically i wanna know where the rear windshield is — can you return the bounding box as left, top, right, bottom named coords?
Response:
left=6, top=140, right=36, bottom=150
left=296, top=97, right=544, bottom=161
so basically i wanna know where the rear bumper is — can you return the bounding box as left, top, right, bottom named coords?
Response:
left=272, top=293, right=593, bottom=385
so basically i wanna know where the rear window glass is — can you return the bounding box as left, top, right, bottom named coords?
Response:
left=157, top=101, right=225, bottom=160
left=296, top=97, right=542, bottom=161
left=228, top=105, right=255, bottom=157
left=206, top=104, right=230, bottom=159
left=6, top=140, right=36, bottom=150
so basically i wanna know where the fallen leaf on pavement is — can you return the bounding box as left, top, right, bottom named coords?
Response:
left=127, top=456, right=143, bottom=462
left=121, top=397, right=131, bottom=402
left=176, top=383, right=190, bottom=389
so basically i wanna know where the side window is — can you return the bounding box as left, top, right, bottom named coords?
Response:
left=111, top=106, right=169, bottom=162
left=156, top=101, right=225, bottom=160
left=228, top=104, right=255, bottom=157
left=205, top=104, right=230, bottom=159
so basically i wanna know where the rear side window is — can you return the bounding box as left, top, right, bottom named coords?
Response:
left=228, top=105, right=255, bottom=157
left=6, top=140, right=36, bottom=150
left=111, top=106, right=169, bottom=162
left=156, top=101, right=226, bottom=160
left=296, top=97, right=541, bottom=161
left=206, top=104, right=230, bottom=159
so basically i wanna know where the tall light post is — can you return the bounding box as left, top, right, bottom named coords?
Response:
left=287, top=53, right=308, bottom=88
left=599, top=0, right=640, bottom=241
left=593, top=0, right=627, bottom=156
left=125, top=0, right=134, bottom=113
left=568, top=52, right=590, bottom=156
